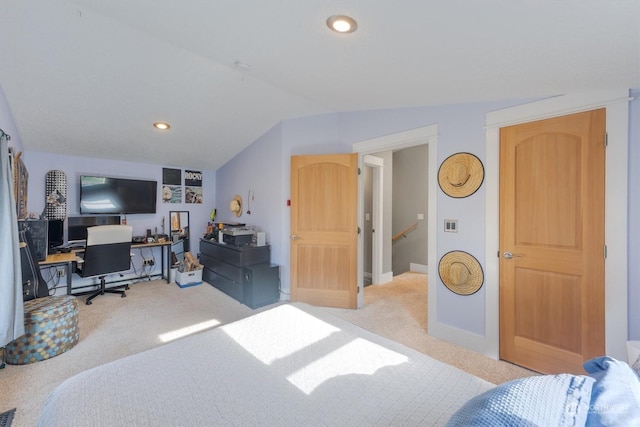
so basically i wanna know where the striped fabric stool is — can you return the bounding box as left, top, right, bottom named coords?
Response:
left=5, top=295, right=79, bottom=365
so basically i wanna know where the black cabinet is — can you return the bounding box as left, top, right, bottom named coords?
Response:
left=199, top=239, right=279, bottom=309
left=242, top=263, right=280, bottom=309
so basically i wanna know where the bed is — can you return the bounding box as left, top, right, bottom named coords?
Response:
left=38, top=303, right=640, bottom=426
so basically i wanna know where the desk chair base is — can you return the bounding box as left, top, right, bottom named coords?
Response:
left=86, top=276, right=130, bottom=305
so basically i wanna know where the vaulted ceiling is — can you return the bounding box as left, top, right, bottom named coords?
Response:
left=0, top=1, right=638, bottom=170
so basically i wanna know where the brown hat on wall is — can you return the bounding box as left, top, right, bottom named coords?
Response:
left=438, top=152, right=484, bottom=198
left=438, top=250, right=484, bottom=295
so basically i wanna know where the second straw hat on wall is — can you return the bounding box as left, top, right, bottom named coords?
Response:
left=438, top=250, right=484, bottom=295
left=438, top=152, right=484, bottom=198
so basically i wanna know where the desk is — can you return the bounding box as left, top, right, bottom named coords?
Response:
left=40, top=241, right=172, bottom=295
left=39, top=252, right=82, bottom=296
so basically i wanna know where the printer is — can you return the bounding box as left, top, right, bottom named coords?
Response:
left=221, top=227, right=255, bottom=246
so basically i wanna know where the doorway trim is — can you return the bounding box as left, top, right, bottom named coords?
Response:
left=353, top=124, right=438, bottom=309
left=364, top=154, right=384, bottom=287
left=485, top=90, right=632, bottom=360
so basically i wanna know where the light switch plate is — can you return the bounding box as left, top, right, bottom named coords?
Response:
left=444, top=219, right=458, bottom=232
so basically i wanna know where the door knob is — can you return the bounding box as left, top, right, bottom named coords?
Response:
left=503, top=251, right=513, bottom=259
left=290, top=234, right=298, bottom=240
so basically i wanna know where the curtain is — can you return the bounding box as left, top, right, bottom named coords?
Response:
left=0, top=134, right=24, bottom=347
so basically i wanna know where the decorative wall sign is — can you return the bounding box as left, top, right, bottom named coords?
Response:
left=184, top=170, right=202, bottom=204
left=438, top=250, right=484, bottom=295
left=162, top=168, right=182, bottom=203
left=438, top=152, right=484, bottom=198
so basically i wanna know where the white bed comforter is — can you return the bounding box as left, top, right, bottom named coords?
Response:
left=38, top=303, right=493, bottom=426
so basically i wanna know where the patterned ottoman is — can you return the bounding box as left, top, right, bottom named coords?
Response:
left=5, top=295, right=79, bottom=365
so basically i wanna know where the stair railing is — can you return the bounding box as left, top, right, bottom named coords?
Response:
left=392, top=222, right=418, bottom=242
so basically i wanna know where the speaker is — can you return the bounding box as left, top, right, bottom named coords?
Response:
left=18, top=219, right=48, bottom=261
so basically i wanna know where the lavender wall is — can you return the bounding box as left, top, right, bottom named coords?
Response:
left=21, top=151, right=215, bottom=290
left=0, top=84, right=23, bottom=153
left=216, top=114, right=353, bottom=300
left=23, top=151, right=216, bottom=239
left=217, top=94, right=640, bottom=339
left=5, top=81, right=639, bottom=338
left=215, top=123, right=284, bottom=285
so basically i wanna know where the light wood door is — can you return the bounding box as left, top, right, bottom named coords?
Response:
left=499, top=109, right=606, bottom=374
left=290, top=153, right=358, bottom=308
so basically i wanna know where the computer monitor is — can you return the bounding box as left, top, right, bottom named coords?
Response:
left=48, top=219, right=64, bottom=249
left=67, top=215, right=121, bottom=244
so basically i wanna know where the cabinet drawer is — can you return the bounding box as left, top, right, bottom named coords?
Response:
left=200, top=239, right=269, bottom=267
left=200, top=253, right=243, bottom=283
left=203, top=268, right=244, bottom=303
left=198, top=253, right=216, bottom=270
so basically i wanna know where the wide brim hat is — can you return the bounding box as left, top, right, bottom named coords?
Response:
left=229, top=194, right=243, bottom=217
left=438, top=250, right=484, bottom=295
left=438, top=153, right=484, bottom=198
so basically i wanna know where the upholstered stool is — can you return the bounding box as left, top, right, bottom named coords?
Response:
left=5, top=295, right=79, bottom=365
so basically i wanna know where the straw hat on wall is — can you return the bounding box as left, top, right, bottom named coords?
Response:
left=438, top=152, right=484, bottom=198
left=438, top=250, right=484, bottom=295
left=229, top=194, right=243, bottom=217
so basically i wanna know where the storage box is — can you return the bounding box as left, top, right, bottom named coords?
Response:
left=175, top=268, right=203, bottom=288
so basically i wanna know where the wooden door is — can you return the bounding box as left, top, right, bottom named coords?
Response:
left=499, top=109, right=606, bottom=374
left=290, top=153, right=358, bottom=308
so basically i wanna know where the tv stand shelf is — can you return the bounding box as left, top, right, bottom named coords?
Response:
left=199, top=239, right=279, bottom=309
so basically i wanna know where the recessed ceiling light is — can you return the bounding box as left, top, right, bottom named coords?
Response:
left=153, top=122, right=170, bottom=130
left=327, top=15, right=357, bottom=33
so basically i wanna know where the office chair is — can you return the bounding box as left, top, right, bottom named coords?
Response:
left=77, top=225, right=133, bottom=305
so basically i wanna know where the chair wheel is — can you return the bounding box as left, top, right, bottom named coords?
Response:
left=86, top=300, right=92, bottom=305
left=125, top=285, right=130, bottom=290
left=121, top=293, right=126, bottom=298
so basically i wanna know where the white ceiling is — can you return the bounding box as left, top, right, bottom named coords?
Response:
left=0, top=1, right=638, bottom=170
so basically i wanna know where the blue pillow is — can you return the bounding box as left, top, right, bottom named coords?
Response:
left=446, top=374, right=593, bottom=426
left=583, top=356, right=640, bottom=426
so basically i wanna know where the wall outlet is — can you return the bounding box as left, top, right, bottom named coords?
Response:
left=57, top=269, right=65, bottom=277
left=143, top=259, right=155, bottom=266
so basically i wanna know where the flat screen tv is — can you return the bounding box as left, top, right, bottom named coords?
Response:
left=80, top=175, right=157, bottom=214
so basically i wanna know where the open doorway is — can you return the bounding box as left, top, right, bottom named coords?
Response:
left=363, top=146, right=428, bottom=287
left=353, top=125, right=438, bottom=309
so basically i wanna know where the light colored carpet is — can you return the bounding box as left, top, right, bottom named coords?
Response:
left=0, top=273, right=533, bottom=426
left=323, top=271, right=535, bottom=384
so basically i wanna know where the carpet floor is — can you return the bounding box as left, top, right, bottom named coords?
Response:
left=323, top=271, right=534, bottom=384
left=0, top=272, right=533, bottom=426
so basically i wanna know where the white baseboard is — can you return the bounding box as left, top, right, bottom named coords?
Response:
left=430, top=320, right=497, bottom=360
left=377, top=271, right=394, bottom=284
left=410, top=263, right=428, bottom=274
